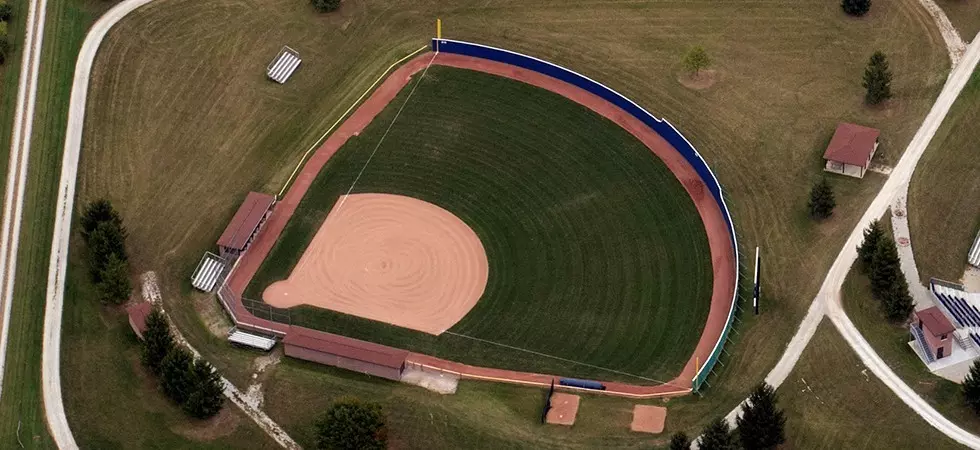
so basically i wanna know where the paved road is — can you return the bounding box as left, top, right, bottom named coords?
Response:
left=0, top=0, right=49, bottom=405
left=723, top=35, right=980, bottom=448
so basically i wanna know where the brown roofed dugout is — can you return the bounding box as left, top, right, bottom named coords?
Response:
left=126, top=302, right=153, bottom=340
left=217, top=192, right=276, bottom=251
left=823, top=122, right=881, bottom=167
left=282, top=327, right=409, bottom=380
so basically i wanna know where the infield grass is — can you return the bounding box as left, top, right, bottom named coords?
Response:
left=78, top=0, right=948, bottom=438
left=245, top=66, right=713, bottom=383
left=908, top=67, right=980, bottom=285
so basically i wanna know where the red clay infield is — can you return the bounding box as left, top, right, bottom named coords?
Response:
left=226, top=51, right=736, bottom=398
left=262, top=193, right=488, bottom=335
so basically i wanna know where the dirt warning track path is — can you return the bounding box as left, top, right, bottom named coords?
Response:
left=228, top=52, right=736, bottom=397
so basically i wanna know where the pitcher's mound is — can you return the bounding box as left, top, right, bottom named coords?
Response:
left=263, top=193, right=489, bottom=335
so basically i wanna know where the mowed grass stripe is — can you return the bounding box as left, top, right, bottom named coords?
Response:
left=246, top=66, right=712, bottom=382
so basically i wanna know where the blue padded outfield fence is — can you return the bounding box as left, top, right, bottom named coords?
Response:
left=433, top=38, right=739, bottom=392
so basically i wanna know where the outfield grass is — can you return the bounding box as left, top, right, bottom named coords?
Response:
left=934, top=1, right=980, bottom=41
left=78, top=0, right=948, bottom=438
left=780, top=320, right=964, bottom=449
left=840, top=259, right=980, bottom=438
left=245, top=66, right=713, bottom=382
left=908, top=67, right=980, bottom=284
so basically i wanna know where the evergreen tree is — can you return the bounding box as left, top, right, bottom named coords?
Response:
left=808, top=178, right=836, bottom=219
left=669, top=431, right=692, bottom=450
left=699, top=417, right=737, bottom=450
left=0, top=3, right=12, bottom=21
left=857, top=220, right=885, bottom=271
left=160, top=347, right=195, bottom=405
left=736, top=382, right=786, bottom=450
left=863, top=51, right=893, bottom=105
left=87, top=220, right=128, bottom=280
left=841, top=0, right=871, bottom=16
left=869, top=236, right=902, bottom=299
left=311, top=0, right=341, bottom=13
left=140, top=309, right=173, bottom=375
left=964, top=360, right=980, bottom=415
left=183, top=359, right=225, bottom=419
left=96, top=254, right=131, bottom=304
left=315, top=397, right=387, bottom=450
left=80, top=198, right=125, bottom=243
left=882, top=274, right=914, bottom=322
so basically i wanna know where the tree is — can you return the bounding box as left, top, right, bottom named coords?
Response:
left=0, top=3, right=12, bottom=21
left=699, top=417, right=737, bottom=450
left=87, top=220, right=127, bottom=279
left=315, top=397, right=387, bottom=450
left=863, top=51, right=893, bottom=105
left=857, top=219, right=885, bottom=271
left=808, top=178, right=836, bottom=220
left=160, top=347, right=195, bottom=405
left=311, top=0, right=341, bottom=13
left=963, top=360, right=980, bottom=415
left=841, top=0, right=871, bottom=16
left=183, top=359, right=225, bottom=419
left=80, top=198, right=125, bottom=243
left=669, top=431, right=692, bottom=450
left=736, top=382, right=786, bottom=450
left=683, top=46, right=711, bottom=77
left=96, top=253, right=131, bottom=304
left=882, top=274, right=914, bottom=322
left=869, top=236, right=901, bottom=299
left=141, top=309, right=174, bottom=375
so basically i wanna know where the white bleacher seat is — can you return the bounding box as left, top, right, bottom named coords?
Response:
left=267, top=47, right=302, bottom=84
left=228, top=328, right=276, bottom=351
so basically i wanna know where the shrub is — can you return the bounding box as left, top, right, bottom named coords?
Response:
left=315, top=397, right=387, bottom=450
left=964, top=360, right=980, bottom=415
left=669, top=431, right=692, bottom=450
left=0, top=4, right=12, bottom=22
left=842, top=0, right=871, bottom=17
left=682, top=46, right=711, bottom=76
left=311, top=0, right=341, bottom=13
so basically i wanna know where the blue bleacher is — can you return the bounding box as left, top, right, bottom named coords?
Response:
left=972, top=333, right=980, bottom=348
left=937, top=294, right=965, bottom=326
left=954, top=296, right=980, bottom=326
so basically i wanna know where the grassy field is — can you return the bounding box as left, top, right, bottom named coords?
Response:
left=934, top=0, right=980, bottom=41
left=908, top=67, right=980, bottom=285
left=840, top=260, right=980, bottom=437
left=77, top=0, right=949, bottom=439
left=245, top=66, right=713, bottom=382
left=0, top=0, right=273, bottom=447
left=780, top=320, right=965, bottom=449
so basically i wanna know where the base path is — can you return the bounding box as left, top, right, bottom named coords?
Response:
left=263, top=193, right=488, bottom=335
left=228, top=51, right=736, bottom=397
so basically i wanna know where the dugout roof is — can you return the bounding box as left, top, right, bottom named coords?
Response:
left=217, top=192, right=275, bottom=251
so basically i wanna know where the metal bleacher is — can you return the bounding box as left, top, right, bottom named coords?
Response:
left=972, top=333, right=980, bottom=350
left=933, top=285, right=980, bottom=328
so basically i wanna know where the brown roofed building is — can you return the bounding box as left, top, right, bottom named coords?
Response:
left=126, top=302, right=153, bottom=340
left=914, top=306, right=955, bottom=361
left=823, top=122, right=881, bottom=179
left=282, top=327, right=409, bottom=381
left=217, top=192, right=275, bottom=259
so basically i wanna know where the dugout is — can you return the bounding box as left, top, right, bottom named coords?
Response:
left=282, top=327, right=408, bottom=381
left=217, top=192, right=275, bottom=259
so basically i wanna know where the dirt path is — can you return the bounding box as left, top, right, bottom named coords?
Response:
left=228, top=51, right=736, bottom=397
left=919, top=0, right=967, bottom=65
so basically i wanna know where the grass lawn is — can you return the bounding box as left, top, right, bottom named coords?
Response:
left=0, top=0, right=270, bottom=446
left=908, top=67, right=980, bottom=284
left=245, top=66, right=713, bottom=382
left=264, top=357, right=687, bottom=449
left=780, top=320, right=965, bottom=449
left=78, top=0, right=948, bottom=437
left=840, top=261, right=980, bottom=437
left=934, top=0, right=980, bottom=41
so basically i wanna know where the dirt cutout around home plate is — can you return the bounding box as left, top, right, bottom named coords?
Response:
left=630, top=404, right=667, bottom=433
left=263, top=193, right=489, bottom=335
left=545, top=393, right=580, bottom=426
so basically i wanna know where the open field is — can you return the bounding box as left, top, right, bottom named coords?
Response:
left=935, top=0, right=980, bottom=41
left=908, top=67, right=980, bottom=284
left=245, top=66, right=713, bottom=382
left=77, top=0, right=948, bottom=437
left=780, top=320, right=964, bottom=449
left=839, top=260, right=980, bottom=437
